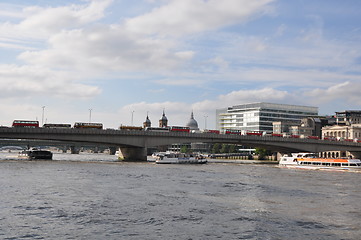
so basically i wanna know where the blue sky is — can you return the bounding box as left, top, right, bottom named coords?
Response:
left=1, top=0, right=361, bottom=129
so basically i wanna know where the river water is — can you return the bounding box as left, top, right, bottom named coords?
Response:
left=0, top=152, right=360, bottom=239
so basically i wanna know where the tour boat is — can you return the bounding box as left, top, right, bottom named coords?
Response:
left=154, top=152, right=207, bottom=164
left=279, top=153, right=361, bottom=171
left=18, top=148, right=53, bottom=160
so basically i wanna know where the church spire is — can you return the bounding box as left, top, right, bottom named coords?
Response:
left=143, top=112, right=151, bottom=128
left=159, top=109, right=168, bottom=127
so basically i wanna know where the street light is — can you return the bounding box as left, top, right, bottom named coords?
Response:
left=204, top=115, right=208, bottom=130
left=41, top=106, right=45, bottom=127
left=131, top=110, right=135, bottom=126
left=89, top=108, right=92, bottom=123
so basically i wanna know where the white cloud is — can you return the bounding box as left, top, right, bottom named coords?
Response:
left=305, top=81, right=361, bottom=104
left=18, top=25, right=191, bottom=73
left=125, top=0, right=274, bottom=36
left=0, top=64, right=101, bottom=99
left=194, top=88, right=292, bottom=111
left=0, top=0, right=280, bottom=82
left=0, top=0, right=113, bottom=47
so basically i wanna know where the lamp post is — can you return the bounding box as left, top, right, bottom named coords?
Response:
left=89, top=108, right=92, bottom=123
left=41, top=106, right=45, bottom=127
left=131, top=110, right=135, bottom=126
left=204, top=115, right=208, bottom=130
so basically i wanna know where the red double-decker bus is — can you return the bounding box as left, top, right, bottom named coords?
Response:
left=170, top=126, right=190, bottom=132
left=245, top=131, right=264, bottom=136
left=12, top=120, right=39, bottom=128
left=204, top=129, right=220, bottom=134
left=225, top=130, right=241, bottom=135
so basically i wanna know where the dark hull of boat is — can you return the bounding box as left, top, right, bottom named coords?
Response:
left=21, top=150, right=53, bottom=160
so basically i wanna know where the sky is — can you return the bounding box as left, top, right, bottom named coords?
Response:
left=1, top=0, right=361, bottom=129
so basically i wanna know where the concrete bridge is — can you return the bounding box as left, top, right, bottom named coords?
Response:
left=0, top=127, right=361, bottom=160
left=0, top=138, right=115, bottom=154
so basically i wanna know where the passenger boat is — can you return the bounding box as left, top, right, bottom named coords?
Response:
left=18, top=148, right=53, bottom=160
left=279, top=153, right=361, bottom=171
left=154, top=152, right=207, bottom=164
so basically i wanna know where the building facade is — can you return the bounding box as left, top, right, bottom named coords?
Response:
left=217, top=102, right=318, bottom=133
left=320, top=111, right=361, bottom=159
left=322, top=111, right=361, bottom=140
left=273, top=117, right=329, bottom=138
left=335, top=111, right=361, bottom=125
left=322, top=124, right=361, bottom=140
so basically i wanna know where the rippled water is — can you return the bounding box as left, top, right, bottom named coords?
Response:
left=0, top=152, right=360, bottom=239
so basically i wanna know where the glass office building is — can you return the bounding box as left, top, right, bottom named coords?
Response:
left=216, top=102, right=318, bottom=133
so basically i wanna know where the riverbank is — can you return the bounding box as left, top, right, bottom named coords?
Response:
left=207, top=159, right=279, bottom=164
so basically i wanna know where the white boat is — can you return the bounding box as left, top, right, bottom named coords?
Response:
left=154, top=152, right=207, bottom=164
left=279, top=153, right=361, bottom=171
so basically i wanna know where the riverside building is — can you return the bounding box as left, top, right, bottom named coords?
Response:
left=216, top=102, right=318, bottom=133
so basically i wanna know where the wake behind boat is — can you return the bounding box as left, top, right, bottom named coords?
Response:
left=153, top=152, right=207, bottom=164
left=279, top=153, right=361, bottom=171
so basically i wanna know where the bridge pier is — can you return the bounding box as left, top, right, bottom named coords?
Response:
left=70, top=146, right=80, bottom=154
left=276, top=152, right=286, bottom=161
left=108, top=147, right=117, bottom=155
left=118, top=147, right=147, bottom=161
left=349, top=151, right=361, bottom=159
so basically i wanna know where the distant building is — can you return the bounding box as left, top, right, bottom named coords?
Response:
left=321, top=111, right=361, bottom=159
left=322, top=111, right=361, bottom=140
left=159, top=110, right=168, bottom=128
left=322, top=124, right=361, bottom=140
left=322, top=112, right=361, bottom=140
left=274, top=117, right=334, bottom=138
left=335, top=110, right=361, bottom=125
left=217, top=102, right=318, bottom=133
left=272, top=121, right=295, bottom=134
left=143, top=114, right=151, bottom=128
left=186, top=111, right=199, bottom=131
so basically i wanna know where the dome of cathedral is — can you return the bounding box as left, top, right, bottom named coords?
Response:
left=186, top=112, right=199, bottom=130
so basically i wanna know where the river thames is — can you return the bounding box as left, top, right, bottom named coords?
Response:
left=0, top=152, right=360, bottom=239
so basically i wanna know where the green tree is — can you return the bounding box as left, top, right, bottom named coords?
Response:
left=212, top=143, right=221, bottom=154
left=220, top=144, right=230, bottom=153
left=229, top=144, right=237, bottom=153
left=180, top=145, right=189, bottom=153
left=255, top=148, right=271, bottom=160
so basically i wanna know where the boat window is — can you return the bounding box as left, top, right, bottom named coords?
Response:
left=342, top=163, right=349, bottom=167
left=350, top=163, right=357, bottom=167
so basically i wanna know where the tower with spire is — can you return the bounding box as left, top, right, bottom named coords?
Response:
left=159, top=110, right=168, bottom=128
left=143, top=113, right=151, bottom=128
